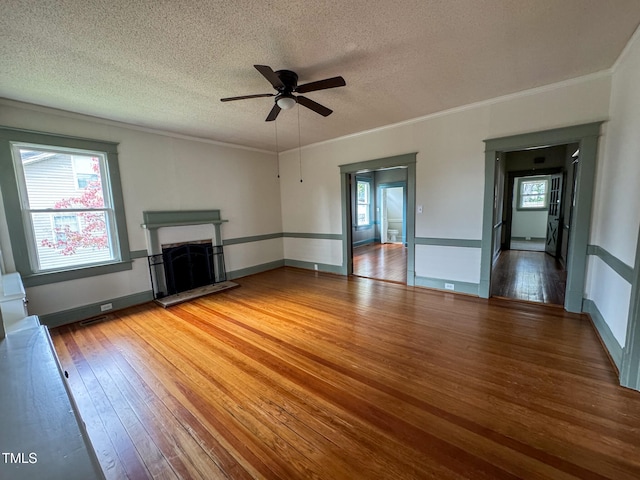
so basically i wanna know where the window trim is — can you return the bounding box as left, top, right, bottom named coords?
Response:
left=0, top=127, right=132, bottom=287
left=516, top=176, right=549, bottom=211
left=355, top=176, right=373, bottom=228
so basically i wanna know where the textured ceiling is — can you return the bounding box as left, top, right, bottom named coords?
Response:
left=1, top=0, right=639, bottom=152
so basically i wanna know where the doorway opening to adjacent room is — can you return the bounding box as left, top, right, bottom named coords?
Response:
left=351, top=177, right=407, bottom=283
left=480, top=123, right=602, bottom=313
left=340, top=153, right=417, bottom=286
left=490, top=144, right=577, bottom=306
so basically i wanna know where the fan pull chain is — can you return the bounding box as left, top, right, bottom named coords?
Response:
left=274, top=119, right=280, bottom=178
left=297, top=104, right=303, bottom=183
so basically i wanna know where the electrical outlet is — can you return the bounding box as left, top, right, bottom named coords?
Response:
left=100, top=303, right=113, bottom=312
left=444, top=283, right=455, bottom=291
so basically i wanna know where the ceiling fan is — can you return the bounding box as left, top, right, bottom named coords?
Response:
left=221, top=65, right=346, bottom=122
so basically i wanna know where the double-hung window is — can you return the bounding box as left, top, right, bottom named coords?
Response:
left=517, top=177, right=549, bottom=210
left=356, top=177, right=373, bottom=227
left=0, top=128, right=131, bottom=286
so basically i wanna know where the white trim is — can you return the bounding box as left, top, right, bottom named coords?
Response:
left=280, top=69, right=613, bottom=155
left=611, top=23, right=640, bottom=72
left=1, top=66, right=616, bottom=157
left=0, top=98, right=275, bottom=155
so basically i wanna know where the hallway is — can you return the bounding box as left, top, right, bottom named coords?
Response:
left=353, top=243, right=407, bottom=283
left=491, top=250, right=567, bottom=305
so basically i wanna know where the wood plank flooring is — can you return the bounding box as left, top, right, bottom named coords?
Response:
left=353, top=242, right=407, bottom=283
left=491, top=250, right=567, bottom=305
left=50, top=267, right=640, bottom=479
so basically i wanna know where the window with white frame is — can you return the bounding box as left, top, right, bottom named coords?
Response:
left=518, top=177, right=549, bottom=210
left=356, top=178, right=372, bottom=226
left=12, top=144, right=118, bottom=271
left=0, top=127, right=131, bottom=285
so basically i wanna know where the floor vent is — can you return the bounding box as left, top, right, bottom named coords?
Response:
left=79, top=315, right=110, bottom=327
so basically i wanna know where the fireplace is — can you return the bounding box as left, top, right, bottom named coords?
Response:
left=162, top=240, right=218, bottom=295
left=142, top=210, right=237, bottom=307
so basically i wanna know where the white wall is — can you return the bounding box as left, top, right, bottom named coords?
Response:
left=279, top=73, right=611, bottom=282
left=586, top=29, right=640, bottom=347
left=386, top=187, right=403, bottom=223
left=511, top=176, right=550, bottom=239
left=1, top=37, right=633, bottom=325
left=511, top=210, right=548, bottom=239
left=0, top=101, right=283, bottom=316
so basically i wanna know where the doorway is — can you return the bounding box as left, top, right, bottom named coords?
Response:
left=480, top=123, right=602, bottom=312
left=380, top=184, right=406, bottom=244
left=491, top=147, right=572, bottom=306
left=340, top=153, right=417, bottom=285
left=351, top=174, right=407, bottom=282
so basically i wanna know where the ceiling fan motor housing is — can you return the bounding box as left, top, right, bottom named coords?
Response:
left=275, top=70, right=299, bottom=93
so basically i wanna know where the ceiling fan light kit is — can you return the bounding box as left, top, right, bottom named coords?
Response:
left=276, top=94, right=296, bottom=110
left=221, top=65, right=346, bottom=121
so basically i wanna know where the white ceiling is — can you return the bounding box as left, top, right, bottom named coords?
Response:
left=1, top=1, right=639, bottom=152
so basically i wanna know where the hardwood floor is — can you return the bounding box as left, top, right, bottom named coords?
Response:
left=50, top=267, right=640, bottom=479
left=353, top=242, right=407, bottom=283
left=491, top=250, right=567, bottom=305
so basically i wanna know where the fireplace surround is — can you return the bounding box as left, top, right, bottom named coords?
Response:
left=142, top=210, right=237, bottom=307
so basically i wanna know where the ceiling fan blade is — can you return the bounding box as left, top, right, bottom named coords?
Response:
left=254, top=65, right=284, bottom=89
left=265, top=104, right=281, bottom=122
left=296, top=96, right=333, bottom=116
left=296, top=76, right=346, bottom=94
left=220, top=93, right=274, bottom=102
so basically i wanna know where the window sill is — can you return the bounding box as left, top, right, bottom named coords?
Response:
left=516, top=207, right=548, bottom=212
left=22, top=258, right=134, bottom=287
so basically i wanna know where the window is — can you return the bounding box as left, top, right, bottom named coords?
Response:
left=518, top=177, right=549, bottom=210
left=0, top=128, right=131, bottom=286
left=13, top=144, right=118, bottom=272
left=356, top=178, right=372, bottom=226
left=53, top=214, right=80, bottom=243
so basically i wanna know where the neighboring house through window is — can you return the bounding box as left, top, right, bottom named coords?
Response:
left=0, top=128, right=131, bottom=286
left=73, top=155, right=99, bottom=189
left=53, top=214, right=80, bottom=243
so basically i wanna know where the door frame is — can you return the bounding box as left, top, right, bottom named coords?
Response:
left=480, top=122, right=602, bottom=312
left=340, top=153, right=417, bottom=285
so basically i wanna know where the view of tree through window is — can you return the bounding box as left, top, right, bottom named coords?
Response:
left=519, top=178, right=548, bottom=209
left=13, top=145, right=116, bottom=271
